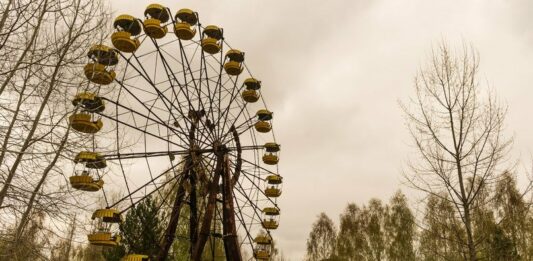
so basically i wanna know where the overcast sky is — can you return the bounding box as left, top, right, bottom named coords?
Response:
left=111, top=0, right=533, bottom=259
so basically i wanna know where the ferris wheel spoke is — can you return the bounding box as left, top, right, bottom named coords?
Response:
left=103, top=150, right=188, bottom=160
left=219, top=117, right=256, bottom=144
left=102, top=147, right=262, bottom=162
left=233, top=179, right=269, bottom=231
left=231, top=189, right=257, bottom=249
left=110, top=75, right=209, bottom=148
left=119, top=175, right=177, bottom=214
left=112, top=73, right=190, bottom=133
left=148, top=39, right=216, bottom=146
left=102, top=97, right=191, bottom=139
left=198, top=52, right=221, bottom=134
left=197, top=42, right=226, bottom=139
left=153, top=179, right=179, bottom=214
left=117, top=52, right=199, bottom=142
left=228, top=145, right=264, bottom=151
left=109, top=157, right=187, bottom=210
left=97, top=111, right=186, bottom=148
left=234, top=156, right=278, bottom=176
left=217, top=96, right=251, bottom=143
left=232, top=194, right=261, bottom=224
left=174, top=38, right=220, bottom=144
left=144, top=127, right=173, bottom=208
left=148, top=40, right=192, bottom=108
left=214, top=76, right=244, bottom=138
left=232, top=164, right=278, bottom=208
left=133, top=36, right=181, bottom=59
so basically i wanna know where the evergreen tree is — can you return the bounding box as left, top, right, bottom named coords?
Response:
left=103, top=196, right=164, bottom=260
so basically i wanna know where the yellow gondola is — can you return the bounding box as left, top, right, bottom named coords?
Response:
left=263, top=154, right=278, bottom=165
left=224, top=61, right=242, bottom=76
left=145, top=4, right=170, bottom=22
left=265, top=186, right=281, bottom=198
left=226, top=49, right=245, bottom=62
left=262, top=219, right=278, bottom=230
left=72, top=92, right=105, bottom=113
left=254, top=234, right=272, bottom=245
left=84, top=63, right=116, bottom=85
left=242, top=78, right=261, bottom=103
left=201, top=25, right=223, bottom=54
left=92, top=208, right=122, bottom=223
left=242, top=89, right=260, bottom=103
left=87, top=44, right=119, bottom=66
left=254, top=234, right=272, bottom=260
left=70, top=172, right=104, bottom=192
left=114, top=15, right=142, bottom=35
left=263, top=207, right=280, bottom=216
left=176, top=8, right=198, bottom=25
left=244, top=78, right=261, bottom=90
left=264, top=142, right=280, bottom=152
left=69, top=113, right=103, bottom=134
left=174, top=8, right=197, bottom=40
left=224, top=49, right=244, bottom=76
left=254, top=249, right=270, bottom=260
left=267, top=186, right=281, bottom=196
left=121, top=254, right=149, bottom=261
left=144, top=4, right=169, bottom=39
left=144, top=19, right=167, bottom=39
left=255, top=121, right=271, bottom=133
left=265, top=174, right=282, bottom=198
left=263, top=142, right=280, bottom=165
left=112, top=15, right=142, bottom=52
left=112, top=31, right=141, bottom=53
left=88, top=231, right=121, bottom=247
left=255, top=109, right=273, bottom=133
left=266, top=174, right=282, bottom=184
left=256, top=109, right=272, bottom=121
left=74, top=151, right=107, bottom=169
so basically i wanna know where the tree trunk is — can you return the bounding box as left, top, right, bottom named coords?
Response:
left=14, top=123, right=71, bottom=241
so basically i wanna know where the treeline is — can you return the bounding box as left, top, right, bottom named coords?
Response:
left=306, top=172, right=533, bottom=260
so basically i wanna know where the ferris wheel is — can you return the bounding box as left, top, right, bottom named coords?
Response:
left=68, top=4, right=282, bottom=261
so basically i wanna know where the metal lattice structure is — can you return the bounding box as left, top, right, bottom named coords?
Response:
left=69, top=4, right=282, bottom=261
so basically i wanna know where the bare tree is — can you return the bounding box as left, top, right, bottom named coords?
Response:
left=0, top=0, right=110, bottom=258
left=402, top=42, right=511, bottom=261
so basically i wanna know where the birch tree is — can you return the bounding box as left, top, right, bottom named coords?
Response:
left=306, top=212, right=337, bottom=261
left=384, top=191, right=416, bottom=261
